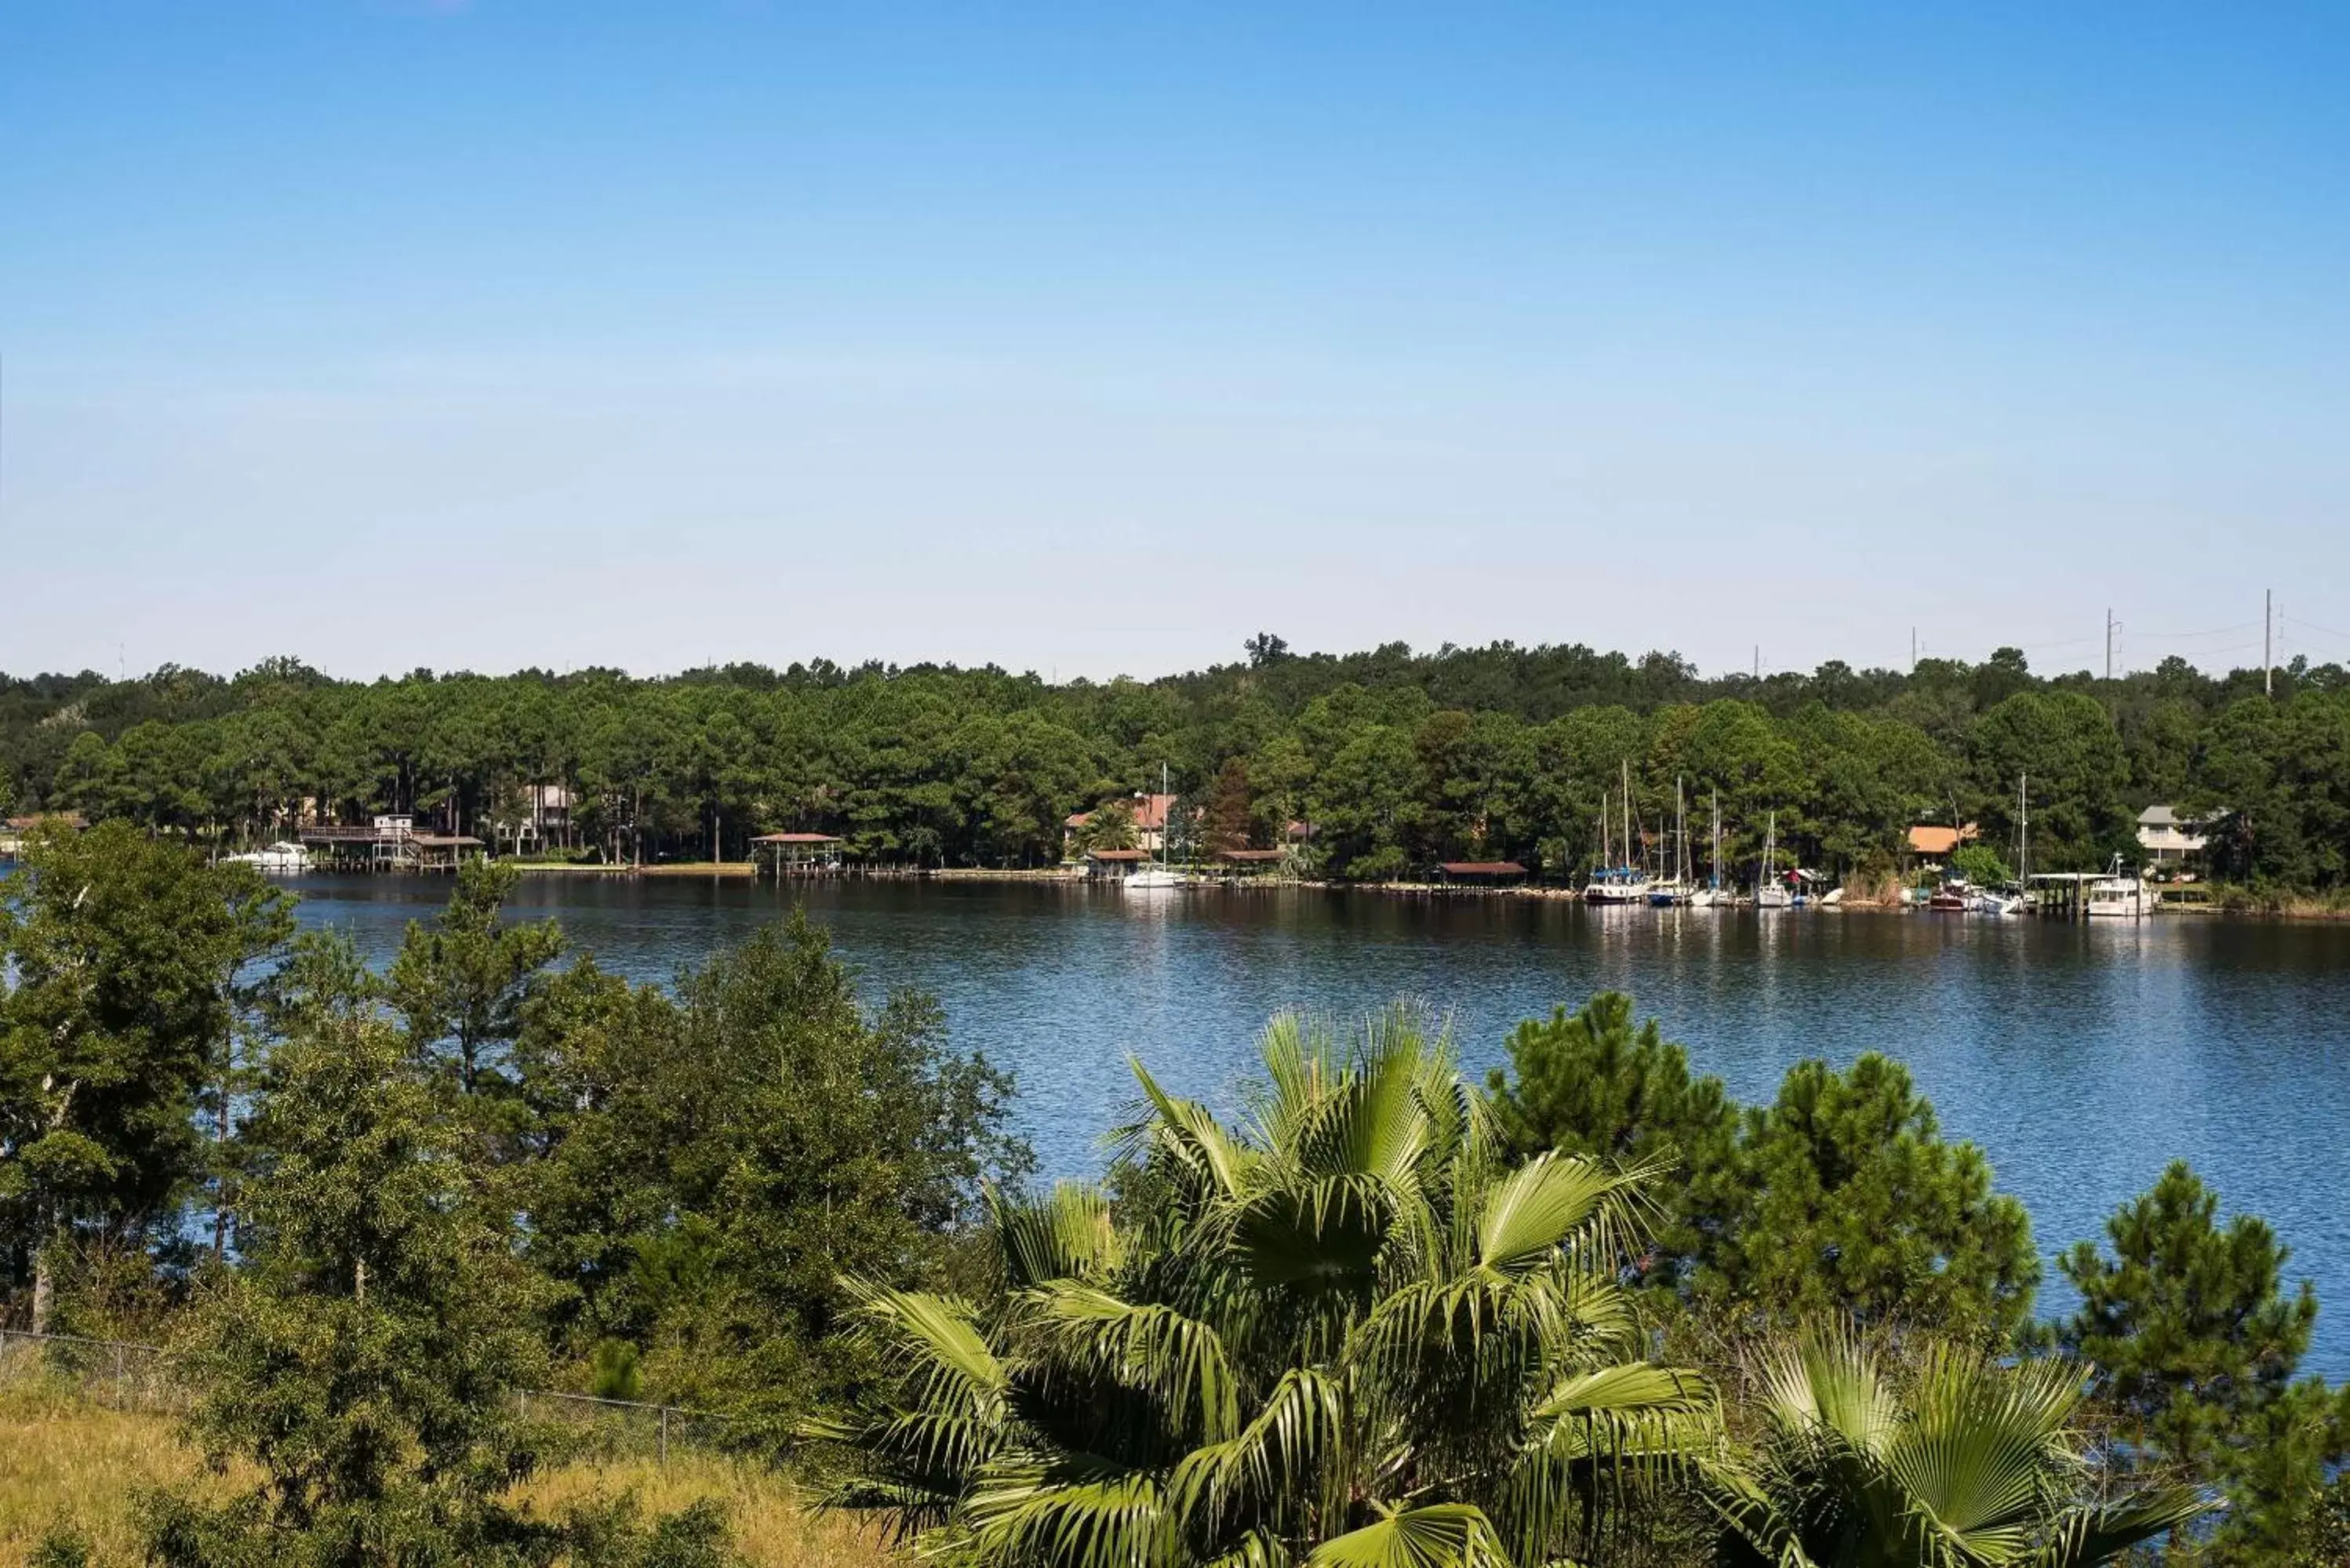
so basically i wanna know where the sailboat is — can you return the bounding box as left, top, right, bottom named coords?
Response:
left=1972, top=773, right=2028, bottom=915
left=1754, top=810, right=1794, bottom=908
left=1648, top=776, right=1693, bottom=904
left=1688, top=788, right=1723, bottom=907
left=1122, top=762, right=1188, bottom=890
left=1584, top=761, right=1653, bottom=904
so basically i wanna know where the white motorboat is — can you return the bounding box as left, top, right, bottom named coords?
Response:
left=227, top=842, right=311, bottom=874
left=2086, top=856, right=2153, bottom=919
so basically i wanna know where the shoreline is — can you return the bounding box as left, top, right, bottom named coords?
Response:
left=470, top=861, right=2350, bottom=920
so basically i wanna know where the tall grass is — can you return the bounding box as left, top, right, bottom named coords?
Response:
left=0, top=1371, right=891, bottom=1568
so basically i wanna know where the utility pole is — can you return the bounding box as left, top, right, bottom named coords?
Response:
left=2104, top=608, right=2115, bottom=680
left=1753, top=645, right=1760, bottom=680
left=2265, top=588, right=2274, bottom=697
left=1910, top=627, right=1917, bottom=670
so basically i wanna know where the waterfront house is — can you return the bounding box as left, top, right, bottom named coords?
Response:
left=1064, top=793, right=1177, bottom=858
left=1905, top=823, right=1979, bottom=864
left=2136, top=805, right=2209, bottom=868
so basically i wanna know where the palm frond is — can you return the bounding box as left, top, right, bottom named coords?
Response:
left=1235, top=1173, right=1394, bottom=1293
left=1133, top=1060, right=1257, bottom=1200
left=1296, top=1008, right=1438, bottom=1184
left=965, top=1462, right=1173, bottom=1568
left=1888, top=1348, right=2086, bottom=1554
left=1502, top=1366, right=1720, bottom=1561
left=2021, top=1490, right=2214, bottom=1566
left=839, top=1276, right=1009, bottom=1405
left=996, top=1181, right=1126, bottom=1288
left=1758, top=1328, right=1902, bottom=1461
left=1170, top=1366, right=1344, bottom=1530
left=1304, top=1504, right=1512, bottom=1568
left=1200, top=1528, right=1297, bottom=1568
left=1474, top=1151, right=1664, bottom=1278
left=1029, top=1282, right=1243, bottom=1442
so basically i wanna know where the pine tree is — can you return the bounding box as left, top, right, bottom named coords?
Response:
left=0, top=821, right=289, bottom=1332
left=1485, top=991, right=1740, bottom=1293
left=387, top=857, right=564, bottom=1098
left=149, top=947, right=730, bottom=1566
left=2061, top=1161, right=2350, bottom=1561
left=1705, top=1053, right=2038, bottom=1341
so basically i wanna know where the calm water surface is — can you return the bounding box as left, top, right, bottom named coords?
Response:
left=287, top=875, right=2350, bottom=1372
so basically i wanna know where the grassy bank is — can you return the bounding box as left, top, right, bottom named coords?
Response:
left=0, top=1380, right=889, bottom=1568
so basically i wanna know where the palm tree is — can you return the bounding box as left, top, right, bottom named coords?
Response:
left=1714, top=1329, right=2208, bottom=1566
left=812, top=1006, right=1718, bottom=1568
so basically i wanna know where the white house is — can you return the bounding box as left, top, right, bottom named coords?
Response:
left=2136, top=805, right=2209, bottom=866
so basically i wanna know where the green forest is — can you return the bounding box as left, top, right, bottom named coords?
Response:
left=5, top=826, right=2349, bottom=1564
left=4, top=635, right=2349, bottom=886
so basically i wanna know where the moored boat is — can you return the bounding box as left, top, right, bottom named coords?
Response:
left=227, top=841, right=311, bottom=874
left=1120, top=763, right=1190, bottom=891
left=1585, top=866, right=1653, bottom=904
left=2086, top=856, right=2153, bottom=918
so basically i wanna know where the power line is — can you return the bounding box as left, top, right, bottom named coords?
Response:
left=2283, top=613, right=2350, bottom=647
left=2134, top=620, right=2263, bottom=642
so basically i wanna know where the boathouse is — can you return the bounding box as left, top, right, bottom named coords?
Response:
left=1086, top=848, right=1151, bottom=881
left=296, top=814, right=478, bottom=871
left=1214, top=848, right=1290, bottom=880
left=751, top=832, right=846, bottom=875
left=1435, top=860, right=1528, bottom=886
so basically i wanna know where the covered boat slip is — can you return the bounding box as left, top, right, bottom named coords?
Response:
left=2026, top=871, right=2155, bottom=919
left=751, top=832, right=846, bottom=875
left=298, top=818, right=482, bottom=871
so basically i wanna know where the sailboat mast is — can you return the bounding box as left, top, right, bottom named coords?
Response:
left=1621, top=759, right=1631, bottom=873
left=2018, top=772, right=2028, bottom=882
left=1711, top=788, right=1720, bottom=890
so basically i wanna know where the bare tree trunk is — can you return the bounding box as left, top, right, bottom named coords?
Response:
left=30, top=1082, right=78, bottom=1334
left=213, top=1039, right=235, bottom=1262
left=29, top=1243, right=53, bottom=1336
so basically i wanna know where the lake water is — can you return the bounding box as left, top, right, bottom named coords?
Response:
left=287, top=874, right=2350, bottom=1373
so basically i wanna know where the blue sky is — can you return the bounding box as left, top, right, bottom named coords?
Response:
left=3, top=2, right=2345, bottom=681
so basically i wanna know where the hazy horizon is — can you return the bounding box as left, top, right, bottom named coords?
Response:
left=5, top=3, right=2345, bottom=682
left=0, top=632, right=2305, bottom=693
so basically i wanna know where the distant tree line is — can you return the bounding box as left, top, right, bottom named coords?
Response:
left=3, top=637, right=2348, bottom=886
left=5, top=826, right=2349, bottom=1562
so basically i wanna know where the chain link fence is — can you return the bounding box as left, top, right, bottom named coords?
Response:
left=0, top=1327, right=718, bottom=1464
left=0, top=1326, right=182, bottom=1413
